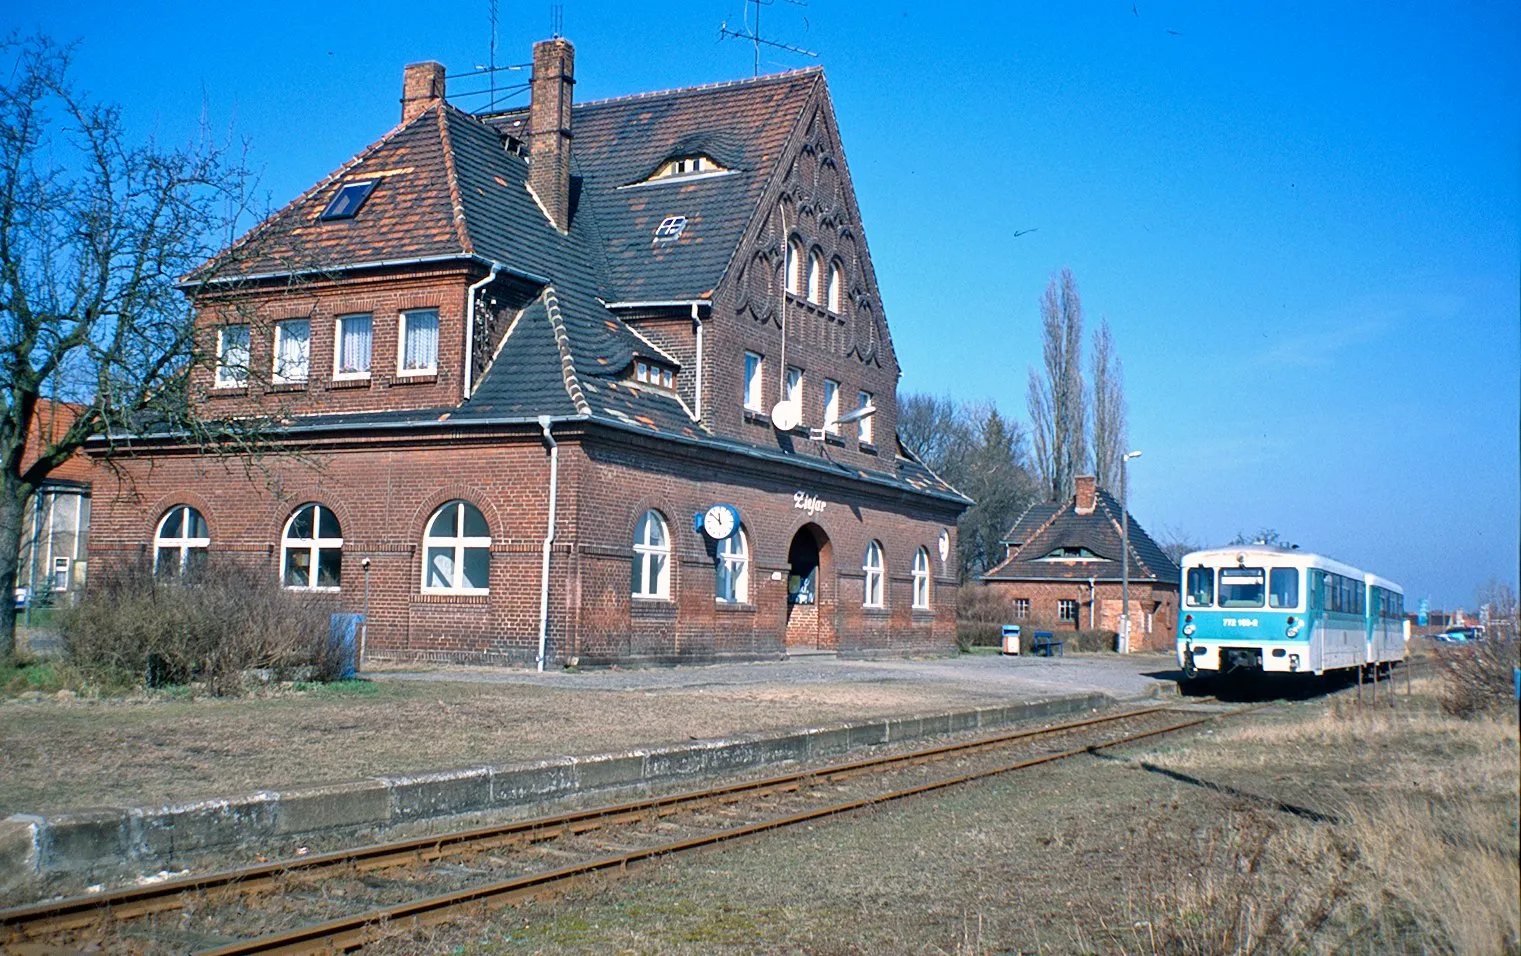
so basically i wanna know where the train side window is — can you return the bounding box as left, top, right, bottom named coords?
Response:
left=1269, top=567, right=1299, bottom=609
left=1186, top=567, right=1214, bottom=607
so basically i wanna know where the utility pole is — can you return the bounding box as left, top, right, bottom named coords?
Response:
left=1120, top=450, right=1143, bottom=653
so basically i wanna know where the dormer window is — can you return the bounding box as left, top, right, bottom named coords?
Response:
left=649, top=154, right=728, bottom=181
left=320, top=180, right=378, bottom=221
left=635, top=360, right=675, bottom=390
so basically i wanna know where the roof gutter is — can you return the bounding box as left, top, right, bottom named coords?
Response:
left=177, top=254, right=551, bottom=292
left=603, top=299, right=712, bottom=310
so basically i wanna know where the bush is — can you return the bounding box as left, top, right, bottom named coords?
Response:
left=1436, top=631, right=1519, bottom=719
left=58, top=558, right=340, bottom=695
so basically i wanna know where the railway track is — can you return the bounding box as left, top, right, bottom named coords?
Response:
left=2, top=701, right=1250, bottom=954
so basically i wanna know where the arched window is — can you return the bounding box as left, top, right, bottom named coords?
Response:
left=632, top=510, right=670, bottom=599
left=154, top=505, right=209, bottom=576
left=716, top=527, right=749, bottom=604
left=827, top=261, right=845, bottom=313
left=785, top=239, right=804, bottom=295
left=806, top=251, right=824, bottom=304
left=912, top=547, right=932, bottom=609
left=422, top=500, right=491, bottom=592
left=282, top=504, right=343, bottom=590
left=863, top=540, right=885, bottom=608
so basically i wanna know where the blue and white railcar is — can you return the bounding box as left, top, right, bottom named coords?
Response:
left=1175, top=547, right=1405, bottom=678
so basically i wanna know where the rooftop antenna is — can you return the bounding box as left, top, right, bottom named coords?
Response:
left=720, top=0, right=817, bottom=76
left=550, top=3, right=563, bottom=38
left=488, top=0, right=498, bottom=110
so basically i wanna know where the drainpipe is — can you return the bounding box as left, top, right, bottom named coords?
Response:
left=536, top=415, right=559, bottom=672
left=691, top=302, right=704, bottom=422
left=463, top=264, right=503, bottom=400
left=1089, top=577, right=1097, bottom=629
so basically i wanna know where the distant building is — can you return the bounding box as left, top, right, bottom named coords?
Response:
left=981, top=476, right=1178, bottom=651
left=16, top=401, right=93, bottom=607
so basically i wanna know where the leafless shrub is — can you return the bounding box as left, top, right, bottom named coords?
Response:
left=1435, top=633, right=1519, bottom=719
left=57, top=557, right=337, bottom=695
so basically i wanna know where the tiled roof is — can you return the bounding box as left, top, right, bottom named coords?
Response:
left=192, top=68, right=962, bottom=509
left=982, top=489, right=1178, bottom=584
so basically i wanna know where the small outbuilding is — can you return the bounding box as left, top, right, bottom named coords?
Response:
left=981, top=476, right=1178, bottom=651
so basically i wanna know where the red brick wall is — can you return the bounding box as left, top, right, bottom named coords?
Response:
left=984, top=578, right=1178, bottom=653
left=192, top=266, right=476, bottom=419
left=88, top=425, right=962, bottom=666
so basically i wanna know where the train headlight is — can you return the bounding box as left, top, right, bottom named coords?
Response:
left=1285, top=616, right=1300, bottom=638
left=1183, top=623, right=1196, bottom=636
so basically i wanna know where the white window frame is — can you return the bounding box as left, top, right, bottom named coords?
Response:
left=51, top=556, right=70, bottom=592
left=743, top=352, right=764, bottom=411
left=863, top=540, right=885, bottom=608
left=827, top=261, right=845, bottom=313
left=785, top=366, right=804, bottom=417
left=632, top=509, right=671, bottom=600
left=398, top=308, right=439, bottom=377
left=154, top=505, right=209, bottom=576
left=272, top=318, right=311, bottom=385
left=1059, top=599, right=1079, bottom=623
left=785, top=239, right=804, bottom=295
left=823, top=379, right=841, bottom=434
left=1014, top=598, right=1030, bottom=620
left=715, top=527, right=749, bottom=604
left=333, top=313, right=374, bottom=381
left=912, top=547, right=931, bottom=609
left=215, top=324, right=250, bottom=388
left=281, top=503, right=343, bottom=591
left=857, top=391, right=874, bottom=445
left=806, top=250, right=824, bottom=305
left=421, top=500, right=492, bottom=593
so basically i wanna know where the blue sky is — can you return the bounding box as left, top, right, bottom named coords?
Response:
left=10, top=2, right=1517, bottom=610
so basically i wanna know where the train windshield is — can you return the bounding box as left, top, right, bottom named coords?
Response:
left=1268, top=567, right=1299, bottom=609
left=1185, top=567, right=1214, bottom=607
left=1218, top=567, right=1266, bottom=607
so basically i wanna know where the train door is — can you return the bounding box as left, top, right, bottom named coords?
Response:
left=1307, top=570, right=1325, bottom=673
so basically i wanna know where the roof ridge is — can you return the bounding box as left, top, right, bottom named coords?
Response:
left=437, top=107, right=475, bottom=254
left=542, top=288, right=592, bottom=415
left=479, top=67, right=823, bottom=120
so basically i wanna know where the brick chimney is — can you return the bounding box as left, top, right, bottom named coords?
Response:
left=401, top=61, right=446, bottom=124
left=1074, top=475, right=1097, bottom=515
left=529, top=38, right=575, bottom=232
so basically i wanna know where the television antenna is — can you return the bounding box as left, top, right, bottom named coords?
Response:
left=720, top=0, right=818, bottom=76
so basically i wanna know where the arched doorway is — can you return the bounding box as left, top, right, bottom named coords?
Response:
left=785, top=523, right=833, bottom=651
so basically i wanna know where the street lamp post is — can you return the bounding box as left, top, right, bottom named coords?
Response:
left=1120, top=450, right=1143, bottom=653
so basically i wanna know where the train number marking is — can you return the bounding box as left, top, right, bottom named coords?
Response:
left=1221, top=618, right=1259, bottom=627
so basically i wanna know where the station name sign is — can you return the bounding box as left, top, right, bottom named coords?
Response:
left=793, top=491, right=827, bottom=517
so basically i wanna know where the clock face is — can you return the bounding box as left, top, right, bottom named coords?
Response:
left=703, top=505, right=736, bottom=539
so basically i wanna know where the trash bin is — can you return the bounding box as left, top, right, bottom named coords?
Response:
left=328, top=613, right=363, bottom=680
left=1001, top=624, right=1021, bottom=655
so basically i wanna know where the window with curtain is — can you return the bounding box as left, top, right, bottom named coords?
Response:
left=912, top=547, right=931, bottom=609
left=215, top=325, right=250, bottom=388
left=716, top=527, right=749, bottom=603
left=785, top=239, right=804, bottom=295
left=400, top=308, right=439, bottom=375
left=806, top=251, right=824, bottom=304
left=828, top=261, right=845, bottom=313
left=823, top=379, right=840, bottom=434
left=863, top=540, right=884, bottom=608
left=857, top=391, right=874, bottom=445
left=422, top=501, right=491, bottom=592
left=743, top=352, right=763, bottom=411
left=632, top=510, right=670, bottom=599
left=272, top=319, right=310, bottom=384
left=335, top=314, right=373, bottom=378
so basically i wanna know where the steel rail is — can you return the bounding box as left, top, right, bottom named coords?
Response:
left=1, top=703, right=1174, bottom=941
left=203, top=708, right=1245, bottom=955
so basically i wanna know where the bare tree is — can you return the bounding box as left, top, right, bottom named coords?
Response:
left=0, top=37, right=266, bottom=662
left=1155, top=523, right=1203, bottom=567
left=1027, top=268, right=1086, bottom=502
left=1090, top=317, right=1128, bottom=491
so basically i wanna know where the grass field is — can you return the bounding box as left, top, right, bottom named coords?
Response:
left=368, top=677, right=1519, bottom=954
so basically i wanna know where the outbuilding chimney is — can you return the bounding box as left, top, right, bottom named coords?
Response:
left=529, top=38, right=575, bottom=232
left=1074, top=475, right=1097, bottom=515
left=401, top=61, right=446, bottom=124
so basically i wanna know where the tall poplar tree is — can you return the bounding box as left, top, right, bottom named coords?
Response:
left=1090, top=317, right=1128, bottom=491
left=1027, top=268, right=1087, bottom=502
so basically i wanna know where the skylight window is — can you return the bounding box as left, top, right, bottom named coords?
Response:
left=653, top=216, right=687, bottom=243
left=320, top=180, right=378, bottom=221
left=651, top=155, right=727, bottom=180
left=635, top=360, right=675, bottom=389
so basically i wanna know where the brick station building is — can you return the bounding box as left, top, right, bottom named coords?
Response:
left=981, top=476, right=1178, bottom=651
left=87, top=39, right=969, bottom=666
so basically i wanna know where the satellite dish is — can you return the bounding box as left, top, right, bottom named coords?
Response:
left=771, top=401, right=800, bottom=432
left=835, top=403, right=876, bottom=426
